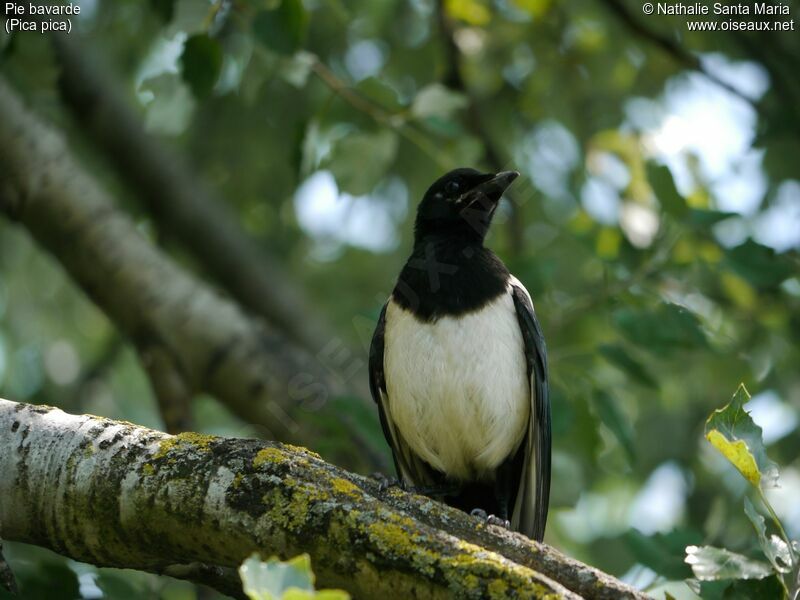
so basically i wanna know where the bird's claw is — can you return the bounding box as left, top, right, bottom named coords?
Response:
left=371, top=472, right=403, bottom=493
left=470, top=508, right=511, bottom=530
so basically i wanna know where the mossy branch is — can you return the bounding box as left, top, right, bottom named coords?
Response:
left=0, top=399, right=647, bottom=600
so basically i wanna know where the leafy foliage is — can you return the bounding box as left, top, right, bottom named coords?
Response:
left=239, top=554, right=349, bottom=600
left=687, top=385, right=799, bottom=598
left=1, top=0, right=799, bottom=597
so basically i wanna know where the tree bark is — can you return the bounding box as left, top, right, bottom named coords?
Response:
left=0, top=77, right=385, bottom=473
left=0, top=399, right=647, bottom=600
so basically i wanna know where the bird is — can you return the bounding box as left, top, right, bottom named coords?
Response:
left=369, top=167, right=551, bottom=541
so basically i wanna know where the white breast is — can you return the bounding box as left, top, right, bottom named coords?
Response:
left=383, top=289, right=529, bottom=481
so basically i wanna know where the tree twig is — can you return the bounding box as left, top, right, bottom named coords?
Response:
left=308, top=57, right=453, bottom=171
left=601, top=0, right=766, bottom=111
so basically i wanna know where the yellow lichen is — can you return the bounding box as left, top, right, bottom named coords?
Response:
left=462, top=574, right=480, bottom=590
left=232, top=473, right=244, bottom=488
left=330, top=478, right=361, bottom=498
left=152, top=432, right=216, bottom=460
left=284, top=443, right=321, bottom=459
left=253, top=447, right=286, bottom=468
left=142, top=463, right=155, bottom=476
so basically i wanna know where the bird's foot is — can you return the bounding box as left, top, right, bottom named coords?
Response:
left=470, top=508, right=511, bottom=530
left=371, top=472, right=404, bottom=493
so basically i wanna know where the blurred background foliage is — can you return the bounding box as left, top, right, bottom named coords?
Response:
left=1, top=0, right=799, bottom=598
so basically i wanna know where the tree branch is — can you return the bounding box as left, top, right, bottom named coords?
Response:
left=0, top=77, right=385, bottom=472
left=50, top=33, right=338, bottom=359
left=0, top=398, right=647, bottom=599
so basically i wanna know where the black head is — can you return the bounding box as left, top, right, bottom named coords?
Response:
left=414, top=168, right=519, bottom=245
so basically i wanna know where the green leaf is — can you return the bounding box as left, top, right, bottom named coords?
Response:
left=613, top=303, right=707, bottom=356
left=252, top=0, right=308, bottom=56
left=149, top=0, right=176, bottom=22
left=723, top=576, right=787, bottom=600
left=743, top=497, right=792, bottom=573
left=724, top=239, right=794, bottom=289
left=593, top=389, right=635, bottom=464
left=598, top=343, right=657, bottom=388
left=411, top=83, right=468, bottom=120
left=704, top=384, right=779, bottom=488
left=355, top=77, right=405, bottom=112
left=685, top=545, right=772, bottom=581
left=180, top=34, right=223, bottom=98
left=239, top=554, right=349, bottom=600
left=647, top=164, right=688, bottom=219
left=624, top=529, right=701, bottom=580
left=325, top=129, right=398, bottom=195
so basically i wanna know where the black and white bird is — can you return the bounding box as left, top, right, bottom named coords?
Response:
left=369, top=168, right=551, bottom=541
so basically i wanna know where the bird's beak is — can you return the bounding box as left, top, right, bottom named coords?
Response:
left=463, top=170, right=519, bottom=210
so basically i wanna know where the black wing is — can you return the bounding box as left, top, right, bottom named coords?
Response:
left=368, top=300, right=440, bottom=486
left=509, top=282, right=551, bottom=542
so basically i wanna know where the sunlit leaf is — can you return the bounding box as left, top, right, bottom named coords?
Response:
left=253, top=0, right=308, bottom=55
left=743, top=497, right=793, bottom=573
left=180, top=34, right=222, bottom=98
left=704, top=384, right=779, bottom=488
left=685, top=545, right=772, bottom=581
left=239, top=554, right=349, bottom=600
left=278, top=51, right=316, bottom=88
left=139, top=73, right=195, bottom=136
left=513, top=0, right=552, bottom=17
left=720, top=271, right=757, bottom=310
left=706, top=431, right=761, bottom=486
left=595, top=227, right=621, bottom=259
left=444, top=0, right=491, bottom=25
left=411, top=84, right=468, bottom=120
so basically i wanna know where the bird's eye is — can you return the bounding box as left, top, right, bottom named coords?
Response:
left=445, top=181, right=460, bottom=195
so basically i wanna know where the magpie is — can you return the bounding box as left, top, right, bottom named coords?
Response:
left=369, top=168, right=551, bottom=541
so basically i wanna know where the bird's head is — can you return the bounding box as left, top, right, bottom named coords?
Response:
left=414, top=168, right=519, bottom=245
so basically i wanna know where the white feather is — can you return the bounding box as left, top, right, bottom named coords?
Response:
left=383, top=288, right=529, bottom=481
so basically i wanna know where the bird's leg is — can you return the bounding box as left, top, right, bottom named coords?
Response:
left=469, top=461, right=515, bottom=529
left=492, top=458, right=515, bottom=526
left=410, top=482, right=461, bottom=498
